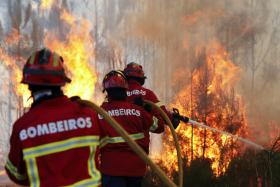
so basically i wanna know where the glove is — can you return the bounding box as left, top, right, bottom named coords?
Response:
left=133, top=97, right=152, bottom=112
left=171, top=112, right=181, bottom=129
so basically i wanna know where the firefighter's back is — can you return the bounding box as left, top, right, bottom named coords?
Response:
left=99, top=100, right=153, bottom=177
left=13, top=96, right=101, bottom=187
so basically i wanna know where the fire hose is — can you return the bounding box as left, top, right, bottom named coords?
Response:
left=172, top=108, right=264, bottom=150
left=76, top=99, right=177, bottom=187
left=144, top=101, right=183, bottom=187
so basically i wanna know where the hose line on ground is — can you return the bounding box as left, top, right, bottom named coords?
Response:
left=77, top=99, right=177, bottom=187
left=144, top=100, right=183, bottom=187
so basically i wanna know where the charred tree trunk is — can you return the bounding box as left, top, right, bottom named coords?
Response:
left=202, top=128, right=207, bottom=159
left=202, top=49, right=208, bottom=159
left=190, top=58, right=194, bottom=161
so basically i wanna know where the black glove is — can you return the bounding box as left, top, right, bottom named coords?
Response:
left=133, top=97, right=152, bottom=112
left=171, top=112, right=181, bottom=129
left=171, top=108, right=189, bottom=129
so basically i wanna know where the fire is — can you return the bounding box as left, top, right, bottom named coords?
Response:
left=0, top=7, right=97, bottom=184
left=0, top=9, right=96, bottom=108
left=45, top=10, right=97, bottom=100
left=158, top=41, right=248, bottom=176
left=0, top=30, right=31, bottom=107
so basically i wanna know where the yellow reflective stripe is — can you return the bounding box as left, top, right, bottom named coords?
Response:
left=64, top=146, right=101, bottom=187
left=100, top=133, right=144, bottom=148
left=88, top=145, right=100, bottom=179
left=100, top=137, right=109, bottom=147
left=5, top=159, right=27, bottom=181
left=23, top=136, right=99, bottom=159
left=155, top=101, right=164, bottom=107
left=65, top=178, right=101, bottom=187
left=26, top=158, right=39, bottom=187
left=52, top=53, right=59, bottom=67
left=23, top=136, right=100, bottom=186
left=149, top=116, right=159, bottom=132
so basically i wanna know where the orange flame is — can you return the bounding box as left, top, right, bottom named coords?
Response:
left=1, top=9, right=96, bottom=109
left=45, top=10, right=97, bottom=100
left=159, top=41, right=248, bottom=176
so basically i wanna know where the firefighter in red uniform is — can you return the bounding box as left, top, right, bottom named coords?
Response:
left=123, top=62, right=180, bottom=128
left=99, top=70, right=164, bottom=187
left=5, top=48, right=101, bottom=187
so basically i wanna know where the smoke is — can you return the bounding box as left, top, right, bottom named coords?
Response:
left=0, top=2, right=278, bottom=184
left=105, top=0, right=280, bottom=145
left=0, top=1, right=279, bottom=166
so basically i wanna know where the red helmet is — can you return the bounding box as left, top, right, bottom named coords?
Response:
left=123, top=62, right=146, bottom=79
left=103, top=70, right=128, bottom=91
left=21, top=48, right=71, bottom=86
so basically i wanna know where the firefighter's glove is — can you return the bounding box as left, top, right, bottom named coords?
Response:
left=171, top=112, right=181, bottom=129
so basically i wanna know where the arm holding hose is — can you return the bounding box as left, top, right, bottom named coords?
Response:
left=134, top=96, right=182, bottom=130
left=72, top=98, right=177, bottom=187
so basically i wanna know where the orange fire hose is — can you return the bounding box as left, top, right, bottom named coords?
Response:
left=144, top=100, right=183, bottom=187
left=76, top=99, right=177, bottom=187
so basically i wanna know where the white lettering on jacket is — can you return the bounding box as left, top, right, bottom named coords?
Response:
left=127, top=89, right=146, bottom=96
left=98, top=108, right=141, bottom=119
left=19, top=117, right=93, bottom=141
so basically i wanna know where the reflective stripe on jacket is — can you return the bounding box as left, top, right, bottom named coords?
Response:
left=5, top=96, right=101, bottom=187
left=99, top=100, right=159, bottom=176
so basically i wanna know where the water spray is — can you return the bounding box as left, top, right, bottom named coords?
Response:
left=173, top=108, right=264, bottom=150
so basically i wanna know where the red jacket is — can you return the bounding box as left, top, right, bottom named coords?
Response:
left=5, top=96, right=101, bottom=187
left=99, top=100, right=164, bottom=176
left=126, top=80, right=172, bottom=123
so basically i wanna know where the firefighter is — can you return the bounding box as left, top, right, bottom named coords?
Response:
left=123, top=62, right=180, bottom=128
left=5, top=48, right=101, bottom=186
left=99, top=70, right=164, bottom=187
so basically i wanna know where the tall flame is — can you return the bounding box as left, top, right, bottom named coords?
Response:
left=0, top=9, right=96, bottom=108
left=45, top=10, right=97, bottom=100
left=158, top=41, right=248, bottom=176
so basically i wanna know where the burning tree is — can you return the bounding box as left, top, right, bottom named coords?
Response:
left=156, top=41, right=249, bottom=179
